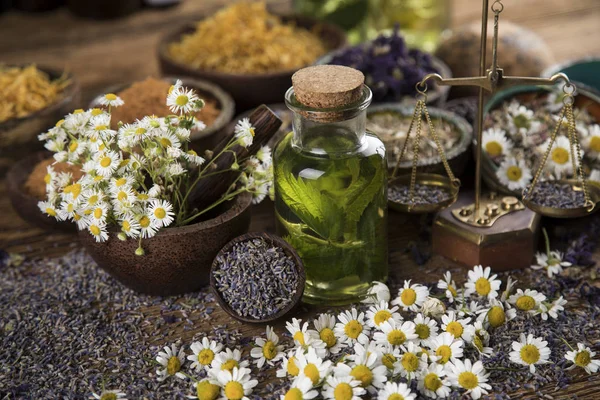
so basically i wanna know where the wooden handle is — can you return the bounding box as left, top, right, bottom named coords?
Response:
left=187, top=105, right=282, bottom=212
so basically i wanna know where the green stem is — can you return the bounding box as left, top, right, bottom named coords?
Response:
left=180, top=188, right=245, bottom=226
left=542, top=227, right=551, bottom=257
left=560, top=337, right=575, bottom=351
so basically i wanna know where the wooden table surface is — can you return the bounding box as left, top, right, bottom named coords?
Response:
left=1, top=1, right=599, bottom=399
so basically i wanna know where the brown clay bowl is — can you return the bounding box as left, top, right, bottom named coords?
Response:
left=6, top=151, right=77, bottom=232
left=157, top=15, right=347, bottom=112
left=0, top=66, right=80, bottom=175
left=210, top=232, right=305, bottom=324
left=88, top=76, right=235, bottom=142
left=79, top=192, right=253, bottom=296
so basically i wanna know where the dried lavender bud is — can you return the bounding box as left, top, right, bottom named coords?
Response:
left=527, top=181, right=586, bottom=209
left=213, top=238, right=299, bottom=320
left=388, top=183, right=451, bottom=205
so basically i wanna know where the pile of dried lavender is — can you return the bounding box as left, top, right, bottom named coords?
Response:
left=212, top=237, right=300, bottom=320
left=388, top=183, right=451, bottom=205
left=528, top=181, right=586, bottom=209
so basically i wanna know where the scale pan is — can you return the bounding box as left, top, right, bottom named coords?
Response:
left=522, top=179, right=600, bottom=218
left=388, top=173, right=459, bottom=214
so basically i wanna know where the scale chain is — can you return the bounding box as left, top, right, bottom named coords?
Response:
left=409, top=101, right=424, bottom=210
left=422, top=104, right=460, bottom=187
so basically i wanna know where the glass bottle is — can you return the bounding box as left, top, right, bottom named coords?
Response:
left=274, top=67, right=388, bottom=305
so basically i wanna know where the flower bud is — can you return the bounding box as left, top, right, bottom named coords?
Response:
left=421, top=297, right=446, bottom=318
left=361, top=281, right=391, bottom=304
left=117, top=232, right=127, bottom=241
left=135, top=246, right=145, bottom=256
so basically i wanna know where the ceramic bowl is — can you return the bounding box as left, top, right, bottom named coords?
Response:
left=367, top=103, right=473, bottom=178
left=157, top=15, right=347, bottom=112
left=0, top=66, right=80, bottom=175
left=88, top=76, right=235, bottom=142
left=210, top=232, right=305, bottom=324
left=79, top=192, right=253, bottom=296
left=6, top=151, right=76, bottom=232
left=481, top=85, right=600, bottom=195
left=542, top=57, right=600, bottom=95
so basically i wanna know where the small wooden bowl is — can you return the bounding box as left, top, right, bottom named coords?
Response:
left=210, top=232, right=305, bottom=324
left=157, top=15, right=347, bottom=112
left=6, top=151, right=76, bottom=232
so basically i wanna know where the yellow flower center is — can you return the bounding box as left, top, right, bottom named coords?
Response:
left=224, top=381, right=244, bottom=400
left=135, top=127, right=147, bottom=136
left=475, top=277, right=492, bottom=296
left=159, top=137, right=172, bottom=147
left=401, top=288, right=417, bottom=306
left=91, top=108, right=103, bottom=116
left=175, top=95, right=189, bottom=106
left=105, top=93, right=117, bottom=101
left=69, top=141, right=78, bottom=152
left=374, top=310, right=392, bottom=326
left=284, top=388, right=303, bottom=400
left=73, top=109, right=84, bottom=114
left=575, top=351, right=591, bottom=367
left=333, top=383, right=353, bottom=400
left=424, top=373, right=442, bottom=391
left=520, top=344, right=540, bottom=364
left=382, top=353, right=396, bottom=370
left=196, top=380, right=220, bottom=400
left=350, top=365, right=373, bottom=387
left=436, top=345, right=452, bottom=364
left=415, top=323, right=430, bottom=340
left=488, top=306, right=506, bottom=328
left=387, top=329, right=407, bottom=346
left=304, top=363, right=320, bottom=385
left=249, top=127, right=256, bottom=137
left=590, top=137, right=600, bottom=152
left=287, top=357, right=299, bottom=376
left=46, top=208, right=56, bottom=217
left=401, top=352, right=420, bottom=372
left=88, top=195, right=99, bottom=206
left=551, top=147, right=570, bottom=165
left=485, top=141, right=503, bottom=157
left=115, top=178, right=127, bottom=187
left=67, top=203, right=74, bottom=213
left=448, top=285, right=458, bottom=297
left=516, top=295, right=536, bottom=311
left=262, top=341, right=277, bottom=360
left=44, top=173, right=52, bottom=184
left=138, top=193, right=149, bottom=201
left=122, top=220, right=131, bottom=232
left=100, top=156, right=112, bottom=168
left=221, top=359, right=239, bottom=372
left=446, top=321, right=464, bottom=338
left=198, top=349, right=214, bottom=365
left=94, top=175, right=103, bottom=182
left=74, top=213, right=81, bottom=221
left=388, top=394, right=405, bottom=400
left=139, top=216, right=151, bottom=228
left=458, top=371, right=479, bottom=390
left=507, top=166, right=523, bottom=181
left=154, top=207, right=166, bottom=219
left=117, top=191, right=128, bottom=201
left=166, top=356, right=181, bottom=376
left=94, top=208, right=103, bottom=219
left=320, top=328, right=337, bottom=348
left=293, top=331, right=305, bottom=346
left=344, top=320, right=363, bottom=340
left=513, top=114, right=530, bottom=129
left=473, top=335, right=484, bottom=352
left=90, top=225, right=101, bottom=236
left=95, top=124, right=108, bottom=131
left=100, top=394, right=117, bottom=400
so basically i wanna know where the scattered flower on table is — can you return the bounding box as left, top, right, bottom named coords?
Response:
left=250, top=325, right=284, bottom=368
left=413, top=313, right=439, bottom=345
left=210, top=348, right=249, bottom=374
left=310, top=313, right=345, bottom=354
left=447, top=359, right=491, bottom=400
left=377, top=381, right=416, bottom=400
left=428, top=332, right=464, bottom=365
left=373, top=319, right=417, bottom=348
left=294, top=346, right=332, bottom=386
left=437, top=271, right=460, bottom=303
left=361, top=280, right=391, bottom=304
left=156, top=343, right=187, bottom=381
left=392, top=279, right=430, bottom=311
left=334, top=309, right=370, bottom=346
left=565, top=342, right=600, bottom=374
left=464, top=265, right=501, bottom=300
left=322, top=375, right=366, bottom=400
left=509, top=333, right=551, bottom=373
left=507, top=288, right=546, bottom=315
left=280, top=376, right=318, bottom=400
left=333, top=342, right=388, bottom=394
left=188, top=337, right=223, bottom=372
left=417, top=363, right=451, bottom=399
left=531, top=250, right=572, bottom=277
left=441, top=311, right=473, bottom=341
left=90, top=389, right=128, bottom=400
left=365, top=300, right=401, bottom=329
left=539, top=295, right=568, bottom=320
left=216, top=367, right=257, bottom=400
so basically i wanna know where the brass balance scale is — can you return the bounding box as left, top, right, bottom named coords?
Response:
left=387, top=0, right=600, bottom=269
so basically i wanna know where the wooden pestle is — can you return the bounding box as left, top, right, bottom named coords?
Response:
left=187, top=104, right=282, bottom=211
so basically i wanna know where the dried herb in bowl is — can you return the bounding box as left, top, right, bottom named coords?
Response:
left=526, top=181, right=586, bottom=209
left=388, top=183, right=451, bottom=205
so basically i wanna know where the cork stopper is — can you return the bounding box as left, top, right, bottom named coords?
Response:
left=292, top=65, right=365, bottom=109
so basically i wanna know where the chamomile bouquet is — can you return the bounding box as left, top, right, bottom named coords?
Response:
left=37, top=80, right=272, bottom=255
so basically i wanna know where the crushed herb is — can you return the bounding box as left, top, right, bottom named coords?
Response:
left=527, top=181, right=586, bottom=209
left=388, top=183, right=451, bottom=205
left=24, top=158, right=83, bottom=200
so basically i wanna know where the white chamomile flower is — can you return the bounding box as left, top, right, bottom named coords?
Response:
left=447, top=359, right=491, bottom=399
left=156, top=343, right=187, bottom=381
left=543, top=135, right=577, bottom=177
left=89, top=202, right=109, bottom=223
left=88, top=221, right=108, bottom=242
left=531, top=251, right=571, bottom=278
left=147, top=184, right=162, bottom=198
left=234, top=118, right=255, bottom=148
left=280, top=376, right=318, bottom=400
left=189, top=379, right=221, bottom=400
left=361, top=281, right=391, bottom=304
left=480, top=299, right=516, bottom=329
left=176, top=127, right=192, bottom=141
left=464, top=265, right=501, bottom=300
left=397, top=341, right=425, bottom=379
left=120, top=214, right=141, bottom=238
left=167, top=84, right=200, bottom=114
left=310, top=314, right=344, bottom=354
left=168, top=162, right=186, bottom=177
left=98, top=93, right=124, bottom=107
left=286, top=318, right=312, bottom=348
left=210, top=348, right=250, bottom=375
left=565, top=343, right=600, bottom=374
left=482, top=128, right=512, bottom=158
left=277, top=349, right=301, bottom=379
left=250, top=325, right=284, bottom=368
left=546, top=90, right=567, bottom=112
left=112, top=186, right=136, bottom=211
left=167, top=146, right=184, bottom=158
left=374, top=319, right=417, bottom=348
left=509, top=333, right=551, bottom=373
left=413, top=313, right=438, bottom=345
left=377, top=382, right=416, bottom=400
left=295, top=346, right=332, bottom=386
left=216, top=367, right=258, bottom=400
left=365, top=300, right=401, bottom=329
left=322, top=375, right=366, bottom=400
left=437, top=271, right=461, bottom=303
left=441, top=311, right=473, bottom=341
left=188, top=337, right=224, bottom=372
left=391, top=280, right=429, bottom=312
left=256, top=145, right=272, bottom=164
left=333, top=342, right=387, bottom=394
left=89, top=113, right=116, bottom=139
left=421, top=297, right=446, bottom=318
left=250, top=182, right=269, bottom=205
left=540, top=295, right=567, bottom=321
left=138, top=213, right=159, bottom=239
left=507, top=101, right=540, bottom=139
left=90, top=389, right=128, bottom=400
left=471, top=321, right=493, bottom=357
left=378, top=344, right=402, bottom=375
left=148, top=199, right=175, bottom=228
left=417, top=363, right=451, bottom=399
left=500, top=276, right=518, bottom=302
left=497, top=157, right=532, bottom=191
left=583, top=125, right=600, bottom=159
left=95, top=151, right=120, bottom=177
left=185, top=150, right=205, bottom=166
left=428, top=332, right=464, bottom=365
left=156, top=131, right=181, bottom=149
left=334, top=309, right=370, bottom=345
left=508, top=288, right=546, bottom=314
